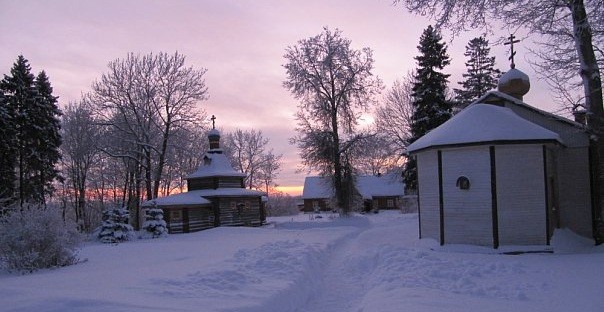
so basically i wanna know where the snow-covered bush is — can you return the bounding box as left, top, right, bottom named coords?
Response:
left=0, top=205, right=81, bottom=273
left=266, top=192, right=300, bottom=216
left=98, top=207, right=134, bottom=243
left=141, top=206, right=167, bottom=238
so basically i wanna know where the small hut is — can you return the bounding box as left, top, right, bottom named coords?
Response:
left=142, top=119, right=265, bottom=233
left=407, top=67, right=594, bottom=248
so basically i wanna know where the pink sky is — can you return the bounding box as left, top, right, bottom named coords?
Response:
left=0, top=0, right=559, bottom=196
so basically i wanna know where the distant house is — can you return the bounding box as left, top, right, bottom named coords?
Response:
left=356, top=175, right=406, bottom=211
left=301, top=174, right=405, bottom=212
left=407, top=67, right=594, bottom=248
left=142, top=126, right=265, bottom=234
left=301, top=176, right=332, bottom=212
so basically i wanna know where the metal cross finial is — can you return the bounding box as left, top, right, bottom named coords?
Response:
left=211, top=115, right=216, bottom=129
left=504, top=34, right=521, bottom=69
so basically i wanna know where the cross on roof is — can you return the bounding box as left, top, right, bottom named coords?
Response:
left=211, top=115, right=216, bottom=129
left=504, top=34, right=521, bottom=69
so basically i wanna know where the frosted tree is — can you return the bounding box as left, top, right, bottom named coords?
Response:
left=142, top=202, right=167, bottom=238
left=60, top=100, right=102, bottom=232
left=454, top=36, right=500, bottom=110
left=283, top=27, right=382, bottom=215
left=375, top=71, right=415, bottom=157
left=89, top=52, right=208, bottom=228
left=224, top=129, right=270, bottom=189
left=404, top=25, right=453, bottom=191
left=257, top=151, right=283, bottom=195
left=98, top=207, right=134, bottom=243
left=395, top=0, right=604, bottom=243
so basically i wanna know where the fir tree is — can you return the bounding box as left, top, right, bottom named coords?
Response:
left=404, top=25, right=453, bottom=191
left=0, top=89, right=16, bottom=203
left=98, top=207, right=134, bottom=243
left=0, top=56, right=62, bottom=205
left=454, top=37, right=500, bottom=110
left=142, top=204, right=168, bottom=238
left=1, top=55, right=39, bottom=204
left=33, top=71, right=62, bottom=198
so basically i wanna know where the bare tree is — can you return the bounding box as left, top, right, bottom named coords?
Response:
left=350, top=133, right=404, bottom=176
left=396, top=0, right=604, bottom=242
left=283, top=27, right=382, bottom=215
left=224, top=129, right=280, bottom=190
left=375, top=72, right=415, bottom=155
left=258, top=151, right=283, bottom=194
left=89, top=52, right=208, bottom=228
left=60, top=100, right=101, bottom=231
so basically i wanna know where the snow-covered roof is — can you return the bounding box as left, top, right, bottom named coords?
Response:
left=356, top=174, right=404, bottom=199
left=142, top=191, right=212, bottom=207
left=473, top=91, right=586, bottom=129
left=302, top=176, right=333, bottom=199
left=302, top=174, right=405, bottom=200
left=186, top=152, right=246, bottom=179
left=142, top=188, right=265, bottom=207
left=407, top=104, right=562, bottom=153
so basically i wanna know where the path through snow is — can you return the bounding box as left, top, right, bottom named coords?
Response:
left=1, top=211, right=604, bottom=312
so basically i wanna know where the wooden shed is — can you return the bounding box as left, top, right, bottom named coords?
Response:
left=407, top=68, right=594, bottom=248
left=142, top=127, right=265, bottom=234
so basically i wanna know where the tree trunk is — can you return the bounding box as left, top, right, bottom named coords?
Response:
left=331, top=108, right=348, bottom=215
left=570, top=0, right=604, bottom=244
left=153, top=116, right=171, bottom=198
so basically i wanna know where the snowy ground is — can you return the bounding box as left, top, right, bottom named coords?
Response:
left=1, top=211, right=603, bottom=312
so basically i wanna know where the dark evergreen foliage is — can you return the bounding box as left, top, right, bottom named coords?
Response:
left=454, top=37, right=501, bottom=110
left=0, top=89, right=16, bottom=202
left=0, top=56, right=62, bottom=205
left=404, top=26, right=453, bottom=191
left=33, top=71, right=63, bottom=198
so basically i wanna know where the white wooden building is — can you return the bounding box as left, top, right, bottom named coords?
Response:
left=407, top=68, right=594, bottom=248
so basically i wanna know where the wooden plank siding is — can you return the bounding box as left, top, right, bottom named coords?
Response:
left=495, top=145, right=547, bottom=245
left=557, top=147, right=593, bottom=237
left=302, top=199, right=330, bottom=212
left=163, top=207, right=216, bottom=234
left=216, top=197, right=263, bottom=227
left=417, top=151, right=440, bottom=241
left=441, top=146, right=493, bottom=246
left=188, top=177, right=244, bottom=191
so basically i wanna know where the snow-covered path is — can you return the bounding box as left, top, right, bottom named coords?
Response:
left=1, top=211, right=604, bottom=312
left=297, top=217, right=369, bottom=312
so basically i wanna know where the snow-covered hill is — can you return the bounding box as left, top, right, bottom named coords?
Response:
left=1, top=211, right=603, bottom=312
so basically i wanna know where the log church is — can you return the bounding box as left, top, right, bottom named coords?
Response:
left=142, top=117, right=266, bottom=233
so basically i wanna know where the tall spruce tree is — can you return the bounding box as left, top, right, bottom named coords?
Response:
left=33, top=71, right=62, bottom=199
left=0, top=89, right=16, bottom=203
left=0, top=56, right=62, bottom=205
left=404, top=25, right=453, bottom=191
left=454, top=37, right=500, bottom=110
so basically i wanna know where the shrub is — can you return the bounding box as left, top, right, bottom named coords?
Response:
left=0, top=205, right=81, bottom=273
left=98, top=207, right=134, bottom=243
